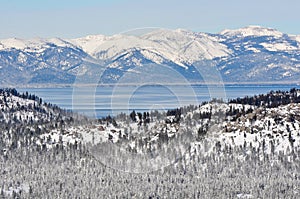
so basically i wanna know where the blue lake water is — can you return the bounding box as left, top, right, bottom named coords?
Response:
left=18, top=84, right=300, bottom=118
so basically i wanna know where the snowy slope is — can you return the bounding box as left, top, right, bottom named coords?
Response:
left=72, top=29, right=231, bottom=65
left=0, top=37, right=76, bottom=52
left=70, top=34, right=106, bottom=55
left=31, top=99, right=300, bottom=161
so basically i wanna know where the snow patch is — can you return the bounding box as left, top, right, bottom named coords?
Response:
left=261, top=42, right=297, bottom=51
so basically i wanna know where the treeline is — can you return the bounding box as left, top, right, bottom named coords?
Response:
left=229, top=88, right=300, bottom=108
left=1, top=88, right=43, bottom=105
left=0, top=88, right=68, bottom=112
left=0, top=88, right=89, bottom=151
left=0, top=88, right=86, bottom=121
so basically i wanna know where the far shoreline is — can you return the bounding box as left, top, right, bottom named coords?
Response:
left=4, top=81, right=300, bottom=89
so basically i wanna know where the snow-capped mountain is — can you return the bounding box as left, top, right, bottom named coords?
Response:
left=220, top=25, right=284, bottom=38
left=71, top=29, right=230, bottom=64
left=1, top=25, right=300, bottom=85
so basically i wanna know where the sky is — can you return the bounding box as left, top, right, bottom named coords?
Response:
left=0, top=0, right=299, bottom=39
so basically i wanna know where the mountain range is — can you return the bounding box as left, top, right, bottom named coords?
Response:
left=1, top=25, right=300, bottom=86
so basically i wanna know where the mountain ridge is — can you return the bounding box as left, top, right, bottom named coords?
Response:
left=0, top=25, right=300, bottom=85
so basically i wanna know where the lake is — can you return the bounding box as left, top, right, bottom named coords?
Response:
left=18, top=84, right=300, bottom=118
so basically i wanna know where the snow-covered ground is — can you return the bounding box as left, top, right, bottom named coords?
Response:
left=31, top=100, right=300, bottom=163
left=1, top=89, right=300, bottom=198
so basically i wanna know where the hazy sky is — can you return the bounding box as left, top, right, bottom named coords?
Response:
left=0, top=0, right=299, bottom=39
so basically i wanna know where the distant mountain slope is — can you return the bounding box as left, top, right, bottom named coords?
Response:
left=0, top=26, right=300, bottom=85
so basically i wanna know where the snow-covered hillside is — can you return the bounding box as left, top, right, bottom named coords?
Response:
left=3, top=88, right=299, bottom=159
left=0, top=88, right=80, bottom=124
left=1, top=88, right=300, bottom=198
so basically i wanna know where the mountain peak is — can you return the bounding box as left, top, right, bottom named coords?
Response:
left=0, top=37, right=75, bottom=51
left=70, top=34, right=107, bottom=55
left=220, top=25, right=284, bottom=38
left=141, top=28, right=189, bottom=37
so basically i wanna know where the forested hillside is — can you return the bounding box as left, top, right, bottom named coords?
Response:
left=0, top=88, right=300, bottom=198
